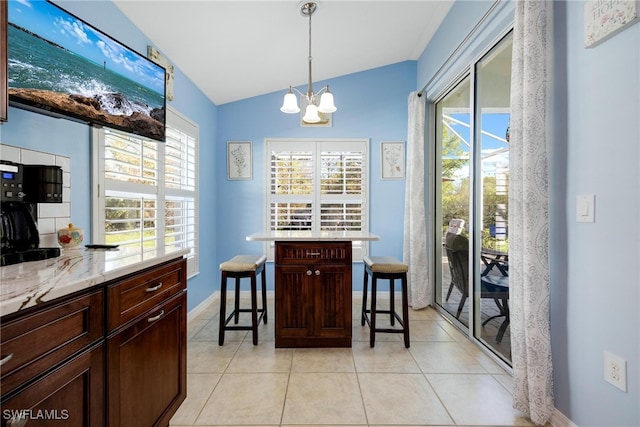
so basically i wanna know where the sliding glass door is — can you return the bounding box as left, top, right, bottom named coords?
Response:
left=434, top=32, right=512, bottom=363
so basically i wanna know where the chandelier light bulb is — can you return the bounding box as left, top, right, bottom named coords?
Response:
left=302, top=103, right=321, bottom=123
left=281, top=90, right=300, bottom=113
left=318, top=89, right=336, bottom=113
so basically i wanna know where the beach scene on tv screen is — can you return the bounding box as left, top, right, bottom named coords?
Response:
left=8, top=0, right=166, bottom=141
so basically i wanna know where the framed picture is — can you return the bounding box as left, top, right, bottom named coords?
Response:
left=300, top=97, right=332, bottom=127
left=584, top=0, right=639, bottom=48
left=148, top=45, right=175, bottom=101
left=381, top=141, right=405, bottom=179
left=227, top=141, right=252, bottom=180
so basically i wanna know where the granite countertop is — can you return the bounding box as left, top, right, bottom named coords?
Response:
left=0, top=246, right=190, bottom=317
left=246, top=230, right=380, bottom=241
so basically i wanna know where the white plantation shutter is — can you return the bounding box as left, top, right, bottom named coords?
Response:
left=94, top=108, right=199, bottom=277
left=265, top=139, right=369, bottom=260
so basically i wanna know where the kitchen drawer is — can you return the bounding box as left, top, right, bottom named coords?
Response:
left=107, top=258, right=186, bottom=332
left=275, top=241, right=350, bottom=265
left=0, top=290, right=104, bottom=397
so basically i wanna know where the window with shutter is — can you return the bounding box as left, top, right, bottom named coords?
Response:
left=265, top=139, right=369, bottom=260
left=93, top=108, right=199, bottom=277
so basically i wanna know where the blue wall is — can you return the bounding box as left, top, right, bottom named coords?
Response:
left=0, top=0, right=218, bottom=313
left=217, top=62, right=416, bottom=291
left=418, top=1, right=639, bottom=425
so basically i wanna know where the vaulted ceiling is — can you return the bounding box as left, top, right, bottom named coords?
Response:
left=113, top=1, right=454, bottom=105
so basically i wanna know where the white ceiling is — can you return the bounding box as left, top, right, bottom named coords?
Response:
left=112, top=0, right=454, bottom=106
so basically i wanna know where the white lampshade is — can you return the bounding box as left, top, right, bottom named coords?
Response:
left=280, top=92, right=300, bottom=114
left=302, top=104, right=321, bottom=123
left=318, top=91, right=336, bottom=113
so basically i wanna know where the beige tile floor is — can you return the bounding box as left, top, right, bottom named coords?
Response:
left=170, top=293, right=537, bottom=427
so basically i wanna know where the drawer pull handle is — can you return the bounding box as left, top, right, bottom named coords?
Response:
left=146, top=282, right=163, bottom=293
left=315, top=270, right=320, bottom=276
left=307, top=252, right=321, bottom=256
left=147, top=310, right=165, bottom=322
left=306, top=270, right=313, bottom=276
left=0, top=353, right=13, bottom=366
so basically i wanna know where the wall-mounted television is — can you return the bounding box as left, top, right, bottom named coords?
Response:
left=7, top=0, right=166, bottom=142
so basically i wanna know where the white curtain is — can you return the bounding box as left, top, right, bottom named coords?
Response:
left=509, top=0, right=555, bottom=424
left=403, top=91, right=429, bottom=309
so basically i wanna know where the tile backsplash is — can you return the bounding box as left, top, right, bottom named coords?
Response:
left=0, top=144, right=71, bottom=248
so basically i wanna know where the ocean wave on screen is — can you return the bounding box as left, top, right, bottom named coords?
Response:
left=59, top=77, right=112, bottom=99
left=55, top=78, right=151, bottom=117
left=8, top=58, right=46, bottom=73
left=94, top=93, right=152, bottom=117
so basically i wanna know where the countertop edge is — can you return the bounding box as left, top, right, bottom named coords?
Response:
left=246, top=232, right=381, bottom=242
left=1, top=248, right=190, bottom=318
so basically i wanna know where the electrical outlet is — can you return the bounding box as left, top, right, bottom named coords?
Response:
left=604, top=351, right=627, bottom=392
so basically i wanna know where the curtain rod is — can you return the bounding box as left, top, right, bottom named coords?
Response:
left=420, top=0, right=501, bottom=94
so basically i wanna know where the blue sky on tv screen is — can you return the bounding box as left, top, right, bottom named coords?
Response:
left=9, top=0, right=165, bottom=95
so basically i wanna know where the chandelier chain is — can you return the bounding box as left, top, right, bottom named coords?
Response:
left=307, top=3, right=314, bottom=99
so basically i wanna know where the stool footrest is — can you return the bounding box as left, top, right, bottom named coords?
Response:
left=362, top=311, right=406, bottom=331
left=223, top=308, right=266, bottom=327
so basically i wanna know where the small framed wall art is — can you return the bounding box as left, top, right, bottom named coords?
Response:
left=584, top=0, right=639, bottom=48
left=227, top=141, right=252, bottom=180
left=148, top=45, right=175, bottom=101
left=381, top=141, right=405, bottom=180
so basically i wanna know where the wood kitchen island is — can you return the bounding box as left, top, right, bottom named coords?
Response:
left=247, top=231, right=379, bottom=348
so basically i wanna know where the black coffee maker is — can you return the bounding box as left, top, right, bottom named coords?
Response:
left=0, top=160, right=63, bottom=266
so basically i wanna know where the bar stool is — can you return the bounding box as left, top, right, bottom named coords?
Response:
left=361, top=255, right=410, bottom=348
left=218, top=255, right=267, bottom=345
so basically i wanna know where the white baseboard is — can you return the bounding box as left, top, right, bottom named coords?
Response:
left=187, top=291, right=219, bottom=322
left=550, top=408, right=578, bottom=427
left=186, top=290, right=276, bottom=323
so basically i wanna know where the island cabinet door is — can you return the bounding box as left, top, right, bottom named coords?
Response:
left=106, top=291, right=186, bottom=427
left=274, top=264, right=313, bottom=344
left=275, top=262, right=352, bottom=348
left=312, top=263, right=352, bottom=342
left=0, top=343, right=104, bottom=427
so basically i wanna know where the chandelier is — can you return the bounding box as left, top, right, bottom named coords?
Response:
left=280, top=1, right=336, bottom=123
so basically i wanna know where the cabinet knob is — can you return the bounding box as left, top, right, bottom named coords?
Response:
left=0, top=352, right=13, bottom=366
left=306, top=270, right=313, bottom=276
left=315, top=270, right=320, bottom=276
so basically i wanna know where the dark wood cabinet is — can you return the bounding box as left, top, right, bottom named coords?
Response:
left=107, top=291, right=186, bottom=427
left=0, top=290, right=104, bottom=427
left=0, top=256, right=187, bottom=427
left=275, top=241, right=352, bottom=347
left=106, top=257, right=187, bottom=427
left=0, top=344, right=104, bottom=427
left=0, top=290, right=104, bottom=397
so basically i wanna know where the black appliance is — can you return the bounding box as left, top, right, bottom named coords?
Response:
left=0, top=160, right=63, bottom=266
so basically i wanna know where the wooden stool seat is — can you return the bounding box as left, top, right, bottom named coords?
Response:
left=219, top=254, right=267, bottom=345
left=361, top=255, right=410, bottom=348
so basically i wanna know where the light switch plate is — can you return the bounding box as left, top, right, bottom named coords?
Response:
left=576, top=194, right=595, bottom=223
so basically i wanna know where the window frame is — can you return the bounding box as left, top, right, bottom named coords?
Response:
left=91, top=106, right=199, bottom=278
left=264, top=138, right=370, bottom=261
